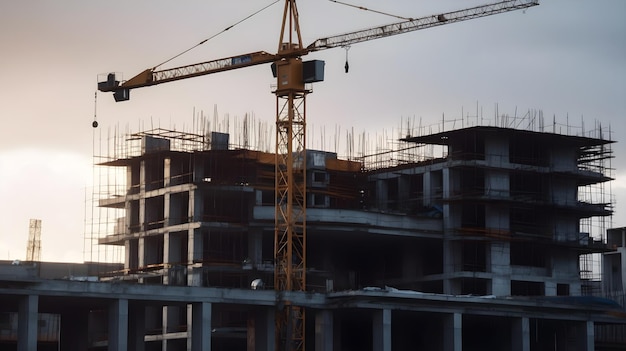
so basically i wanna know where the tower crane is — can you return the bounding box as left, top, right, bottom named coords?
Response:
left=97, top=1, right=539, bottom=350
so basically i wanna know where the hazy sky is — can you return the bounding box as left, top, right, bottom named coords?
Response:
left=1, top=0, right=624, bottom=262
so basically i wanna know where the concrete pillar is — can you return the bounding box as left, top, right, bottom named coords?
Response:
left=17, top=294, right=38, bottom=351
left=315, top=310, right=333, bottom=351
left=191, top=302, right=212, bottom=351
left=164, top=157, right=171, bottom=187
left=164, top=232, right=183, bottom=286
left=129, top=304, right=146, bottom=351
left=544, top=281, right=557, bottom=296
left=137, top=236, right=146, bottom=284
left=423, top=171, right=432, bottom=206
left=248, top=229, right=263, bottom=267
left=163, top=233, right=171, bottom=285
left=108, top=298, right=129, bottom=351
left=188, top=228, right=204, bottom=286
left=443, top=239, right=460, bottom=295
left=489, top=242, right=511, bottom=296
left=375, top=179, right=388, bottom=211
left=247, top=307, right=275, bottom=351
left=511, top=317, right=530, bottom=351
left=139, top=160, right=147, bottom=193
left=443, top=313, right=462, bottom=351
left=190, top=189, right=204, bottom=222
left=164, top=193, right=172, bottom=226
left=372, top=309, right=391, bottom=351
left=398, top=175, right=410, bottom=211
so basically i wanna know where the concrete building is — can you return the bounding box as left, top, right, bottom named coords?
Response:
left=1, top=123, right=625, bottom=350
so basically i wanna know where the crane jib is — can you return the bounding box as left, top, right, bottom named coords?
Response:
left=308, top=0, right=539, bottom=51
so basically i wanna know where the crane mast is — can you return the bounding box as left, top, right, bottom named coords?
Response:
left=274, top=1, right=307, bottom=350
left=96, top=1, right=539, bottom=350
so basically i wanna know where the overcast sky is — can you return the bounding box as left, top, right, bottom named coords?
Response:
left=0, top=0, right=624, bottom=263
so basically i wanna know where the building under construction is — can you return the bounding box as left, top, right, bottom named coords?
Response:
left=1, top=116, right=625, bottom=350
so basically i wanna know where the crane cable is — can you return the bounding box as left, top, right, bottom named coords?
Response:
left=92, top=91, right=98, bottom=128
left=153, top=0, right=281, bottom=70
left=328, top=0, right=414, bottom=21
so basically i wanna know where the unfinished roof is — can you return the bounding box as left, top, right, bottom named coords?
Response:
left=402, top=126, right=614, bottom=147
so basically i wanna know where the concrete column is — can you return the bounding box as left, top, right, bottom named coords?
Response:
left=443, top=168, right=454, bottom=199
left=190, top=189, right=204, bottom=222
left=108, top=298, right=129, bottom=351
left=129, top=304, right=146, bottom=351
left=248, top=229, right=263, bottom=267
left=164, top=157, right=171, bottom=187
left=372, top=309, right=391, bottom=351
left=191, top=302, right=212, bottom=351
left=443, top=239, right=460, bottom=295
left=137, top=237, right=147, bottom=284
left=489, top=241, right=511, bottom=296
left=315, top=310, right=333, bottom=351
left=188, top=228, right=204, bottom=286
left=17, top=294, right=38, bottom=351
left=139, top=160, right=147, bottom=193
left=375, top=179, right=388, bottom=211
left=423, top=171, right=432, bottom=206
left=398, top=175, right=410, bottom=211
left=163, top=233, right=171, bottom=285
left=164, top=232, right=183, bottom=286
left=164, top=193, right=172, bottom=226
left=544, top=281, right=557, bottom=296
left=443, top=313, right=462, bottom=351
left=247, top=307, right=275, bottom=351
left=511, top=317, right=530, bottom=351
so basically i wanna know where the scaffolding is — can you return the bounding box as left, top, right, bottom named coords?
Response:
left=85, top=106, right=614, bottom=293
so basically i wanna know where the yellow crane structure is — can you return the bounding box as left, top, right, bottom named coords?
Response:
left=97, top=1, right=539, bottom=349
